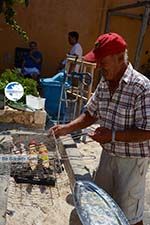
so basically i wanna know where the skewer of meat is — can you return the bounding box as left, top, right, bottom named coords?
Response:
left=38, top=143, right=49, bottom=168
left=28, top=140, right=38, bottom=170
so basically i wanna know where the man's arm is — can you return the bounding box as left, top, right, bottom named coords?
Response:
left=115, top=128, right=150, bottom=142
left=30, top=51, right=42, bottom=64
left=22, top=59, right=25, bottom=69
left=50, top=111, right=97, bottom=137
left=89, top=127, right=150, bottom=144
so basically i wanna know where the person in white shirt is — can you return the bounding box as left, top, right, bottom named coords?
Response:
left=49, top=31, right=83, bottom=83
left=58, top=31, right=83, bottom=72
left=68, top=31, right=83, bottom=59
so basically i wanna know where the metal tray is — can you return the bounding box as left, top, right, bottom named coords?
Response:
left=73, top=180, right=129, bottom=225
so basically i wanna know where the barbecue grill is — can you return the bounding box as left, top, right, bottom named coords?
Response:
left=0, top=130, right=64, bottom=187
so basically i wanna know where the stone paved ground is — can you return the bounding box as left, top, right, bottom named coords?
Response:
left=75, top=124, right=150, bottom=225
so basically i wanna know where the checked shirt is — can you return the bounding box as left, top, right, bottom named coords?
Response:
left=86, top=63, right=150, bottom=158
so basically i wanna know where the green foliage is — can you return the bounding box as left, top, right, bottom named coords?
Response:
left=0, top=0, right=29, bottom=40
left=0, top=68, right=39, bottom=102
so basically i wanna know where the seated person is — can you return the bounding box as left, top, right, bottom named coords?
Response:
left=58, top=31, right=83, bottom=73
left=22, top=41, right=43, bottom=81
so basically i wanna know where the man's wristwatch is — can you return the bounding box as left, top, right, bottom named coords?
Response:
left=112, top=130, right=116, bottom=142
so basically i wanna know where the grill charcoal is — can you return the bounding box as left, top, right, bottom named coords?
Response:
left=14, top=176, right=56, bottom=186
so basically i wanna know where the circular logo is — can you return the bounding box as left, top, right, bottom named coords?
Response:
left=4, top=82, right=24, bottom=101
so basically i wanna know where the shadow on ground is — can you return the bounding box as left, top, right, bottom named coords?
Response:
left=65, top=194, right=82, bottom=225
left=69, top=208, right=82, bottom=225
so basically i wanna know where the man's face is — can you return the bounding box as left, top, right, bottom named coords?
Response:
left=97, top=54, right=121, bottom=81
left=68, top=35, right=76, bottom=45
left=29, top=42, right=37, bottom=51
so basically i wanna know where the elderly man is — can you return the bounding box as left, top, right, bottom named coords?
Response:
left=50, top=32, right=150, bottom=225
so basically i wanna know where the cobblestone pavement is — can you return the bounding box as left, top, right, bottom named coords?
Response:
left=76, top=124, right=150, bottom=225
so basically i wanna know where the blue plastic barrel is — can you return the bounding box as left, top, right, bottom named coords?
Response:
left=40, top=80, right=66, bottom=120
left=40, top=72, right=71, bottom=89
left=40, top=72, right=64, bottom=83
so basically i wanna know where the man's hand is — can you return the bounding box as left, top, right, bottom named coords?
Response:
left=29, top=50, right=41, bottom=64
left=29, top=49, right=34, bottom=57
left=48, top=124, right=69, bottom=138
left=88, top=127, right=112, bottom=144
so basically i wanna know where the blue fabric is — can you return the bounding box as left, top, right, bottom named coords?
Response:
left=23, top=51, right=42, bottom=71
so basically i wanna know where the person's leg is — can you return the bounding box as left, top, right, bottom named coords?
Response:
left=32, top=73, right=39, bottom=81
left=25, top=74, right=32, bottom=79
left=113, top=157, right=149, bottom=225
left=94, top=150, right=114, bottom=197
left=94, top=152, right=148, bottom=225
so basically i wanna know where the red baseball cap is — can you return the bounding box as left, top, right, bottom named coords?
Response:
left=84, top=32, right=127, bottom=63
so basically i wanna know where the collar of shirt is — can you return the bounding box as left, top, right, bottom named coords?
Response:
left=101, top=63, right=133, bottom=86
